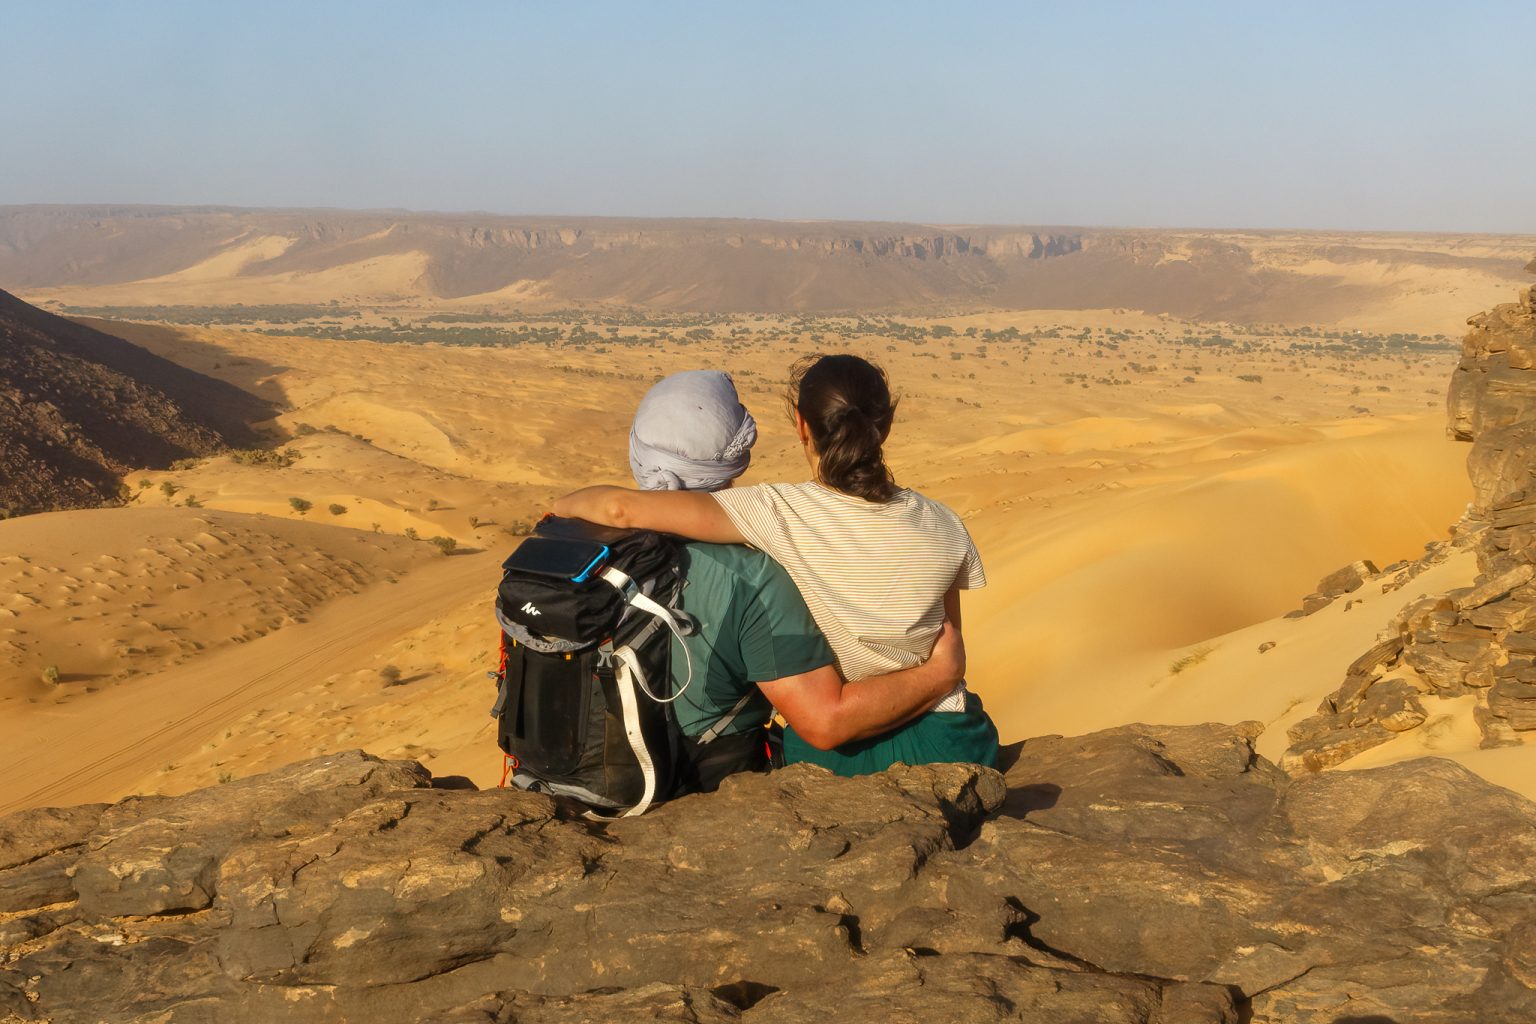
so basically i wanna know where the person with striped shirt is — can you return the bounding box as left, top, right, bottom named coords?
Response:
left=622, top=368, right=969, bottom=790
left=555, top=355, right=1000, bottom=776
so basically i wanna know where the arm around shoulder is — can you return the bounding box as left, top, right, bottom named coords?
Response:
left=552, top=486, right=744, bottom=543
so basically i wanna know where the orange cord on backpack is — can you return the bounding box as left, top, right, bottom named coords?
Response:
left=495, top=633, right=519, bottom=788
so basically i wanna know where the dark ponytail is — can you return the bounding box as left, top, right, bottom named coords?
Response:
left=787, top=354, right=900, bottom=503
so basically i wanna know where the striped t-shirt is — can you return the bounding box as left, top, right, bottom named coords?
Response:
left=711, top=481, right=985, bottom=710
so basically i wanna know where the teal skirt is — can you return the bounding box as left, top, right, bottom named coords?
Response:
left=783, top=692, right=1000, bottom=778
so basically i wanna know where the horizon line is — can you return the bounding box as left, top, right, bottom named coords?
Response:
left=4, top=201, right=1535, bottom=240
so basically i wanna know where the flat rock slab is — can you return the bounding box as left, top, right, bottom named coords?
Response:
left=1, top=730, right=1534, bottom=1023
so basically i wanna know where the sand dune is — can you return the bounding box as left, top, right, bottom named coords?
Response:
left=0, top=549, right=494, bottom=815
left=35, top=250, right=434, bottom=308
left=959, top=414, right=1470, bottom=721
left=0, top=508, right=430, bottom=693
left=138, top=233, right=295, bottom=284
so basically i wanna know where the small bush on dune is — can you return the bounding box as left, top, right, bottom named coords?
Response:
left=379, top=665, right=403, bottom=685
left=41, top=665, right=61, bottom=686
left=160, top=482, right=180, bottom=498
left=429, top=536, right=457, bottom=556
left=229, top=448, right=298, bottom=468
left=289, top=497, right=312, bottom=515
left=328, top=503, right=348, bottom=516
left=1169, top=646, right=1214, bottom=675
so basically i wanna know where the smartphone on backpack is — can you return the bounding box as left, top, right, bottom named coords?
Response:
left=505, top=537, right=609, bottom=583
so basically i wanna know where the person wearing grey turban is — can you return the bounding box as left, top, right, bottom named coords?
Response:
left=568, top=366, right=961, bottom=797
left=629, top=370, right=758, bottom=492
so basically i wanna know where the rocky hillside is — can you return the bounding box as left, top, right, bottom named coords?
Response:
left=1284, top=258, right=1536, bottom=768
left=3, top=726, right=1533, bottom=1023
left=4, top=205, right=1533, bottom=328
left=0, top=289, right=270, bottom=515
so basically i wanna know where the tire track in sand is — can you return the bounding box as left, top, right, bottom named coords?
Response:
left=0, top=551, right=496, bottom=814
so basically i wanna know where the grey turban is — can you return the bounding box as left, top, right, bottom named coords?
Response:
left=629, top=370, right=757, bottom=492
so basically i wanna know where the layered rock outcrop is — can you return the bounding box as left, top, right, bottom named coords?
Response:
left=3, top=725, right=1535, bottom=1022
left=1284, top=259, right=1536, bottom=770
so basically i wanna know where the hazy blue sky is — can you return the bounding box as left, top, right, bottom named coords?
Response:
left=4, top=1, right=1533, bottom=231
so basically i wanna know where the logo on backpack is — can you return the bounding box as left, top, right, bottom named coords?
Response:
left=521, top=601, right=542, bottom=617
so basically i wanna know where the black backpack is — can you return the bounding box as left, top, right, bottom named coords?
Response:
left=490, top=515, right=701, bottom=817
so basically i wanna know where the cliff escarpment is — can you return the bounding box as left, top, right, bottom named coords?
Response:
left=6, top=205, right=1532, bottom=326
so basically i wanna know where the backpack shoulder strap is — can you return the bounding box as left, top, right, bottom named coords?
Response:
left=696, top=689, right=756, bottom=745
left=599, top=567, right=695, bottom=702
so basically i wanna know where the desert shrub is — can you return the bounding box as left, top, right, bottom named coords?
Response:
left=503, top=519, right=536, bottom=536
left=1237, top=374, right=1263, bottom=384
left=294, top=423, right=319, bottom=436
left=229, top=448, right=298, bottom=468
left=467, top=515, right=480, bottom=529
left=404, top=527, right=419, bottom=540
left=160, top=481, right=179, bottom=498
left=183, top=495, right=202, bottom=508
left=427, top=498, right=441, bottom=511
left=429, top=535, right=457, bottom=556
left=41, top=665, right=61, bottom=686
left=328, top=503, right=348, bottom=516
left=170, top=457, right=201, bottom=471
left=138, top=479, right=152, bottom=489
left=1169, top=646, right=1214, bottom=675
left=289, top=497, right=312, bottom=514
left=379, top=665, right=403, bottom=685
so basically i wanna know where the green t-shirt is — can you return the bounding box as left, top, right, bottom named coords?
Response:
left=669, top=543, right=834, bottom=738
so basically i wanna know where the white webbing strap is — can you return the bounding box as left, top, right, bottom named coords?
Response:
left=611, top=647, right=658, bottom=818
left=599, top=567, right=694, bottom=702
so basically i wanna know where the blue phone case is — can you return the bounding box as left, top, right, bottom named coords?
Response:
left=570, top=545, right=610, bottom=583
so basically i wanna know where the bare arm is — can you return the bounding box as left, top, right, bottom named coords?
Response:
left=552, top=486, right=745, bottom=544
left=761, top=601, right=967, bottom=750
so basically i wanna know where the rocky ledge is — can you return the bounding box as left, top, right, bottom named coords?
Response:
left=1285, top=258, right=1536, bottom=770
left=3, top=723, right=1534, bottom=1023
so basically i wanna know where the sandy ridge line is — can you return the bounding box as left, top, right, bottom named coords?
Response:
left=0, top=550, right=498, bottom=815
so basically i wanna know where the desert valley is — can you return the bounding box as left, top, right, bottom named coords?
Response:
left=2, top=205, right=1533, bottom=808
left=5, top=203, right=1536, bottom=1022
